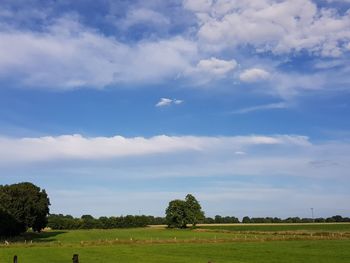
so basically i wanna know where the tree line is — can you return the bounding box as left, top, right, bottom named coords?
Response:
left=1, top=182, right=350, bottom=237
left=47, top=214, right=350, bottom=230
left=48, top=214, right=166, bottom=230
left=240, top=215, right=350, bottom=223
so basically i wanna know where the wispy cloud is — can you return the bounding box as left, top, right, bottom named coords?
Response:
left=0, top=134, right=309, bottom=164
left=155, top=98, right=172, bottom=107
left=118, top=8, right=170, bottom=29
left=239, top=68, right=270, bottom=83
left=0, top=17, right=198, bottom=89
left=230, top=102, right=288, bottom=114
left=173, top=99, right=183, bottom=105
left=155, top=98, right=183, bottom=107
left=195, top=57, right=237, bottom=76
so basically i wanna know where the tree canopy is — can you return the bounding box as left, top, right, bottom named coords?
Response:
left=165, top=194, right=204, bottom=228
left=0, top=182, right=50, bottom=236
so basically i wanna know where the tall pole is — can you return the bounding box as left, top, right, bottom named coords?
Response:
left=310, top=208, right=314, bottom=221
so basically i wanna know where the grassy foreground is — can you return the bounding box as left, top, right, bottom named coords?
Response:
left=1, top=224, right=350, bottom=262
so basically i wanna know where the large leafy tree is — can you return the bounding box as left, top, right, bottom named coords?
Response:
left=165, top=199, right=188, bottom=228
left=165, top=194, right=204, bottom=228
left=0, top=182, right=50, bottom=236
left=184, top=194, right=204, bottom=226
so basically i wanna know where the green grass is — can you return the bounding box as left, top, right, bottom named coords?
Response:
left=6, top=228, right=241, bottom=243
left=1, top=224, right=350, bottom=262
left=199, top=223, right=350, bottom=232
left=1, top=240, right=350, bottom=263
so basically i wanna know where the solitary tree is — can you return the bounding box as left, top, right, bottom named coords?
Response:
left=0, top=182, right=50, bottom=236
left=165, top=199, right=188, bottom=228
left=165, top=194, right=204, bottom=228
left=184, top=194, right=204, bottom=226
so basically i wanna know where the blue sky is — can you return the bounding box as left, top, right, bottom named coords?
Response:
left=1, top=0, right=350, bottom=219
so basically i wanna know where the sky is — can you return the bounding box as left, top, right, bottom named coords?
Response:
left=0, top=0, right=350, bottom=219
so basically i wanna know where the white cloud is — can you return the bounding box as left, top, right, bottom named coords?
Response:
left=0, top=17, right=198, bottom=89
left=231, top=102, right=288, bottom=114
left=156, top=98, right=184, bottom=107
left=119, top=8, right=170, bottom=29
left=196, top=57, right=237, bottom=76
left=240, top=68, right=270, bottom=82
left=185, top=0, right=350, bottom=56
left=185, top=57, right=238, bottom=84
left=235, top=67, right=332, bottom=99
left=0, top=134, right=310, bottom=164
left=156, top=98, right=173, bottom=107
left=271, top=72, right=327, bottom=98
left=174, top=99, right=184, bottom=105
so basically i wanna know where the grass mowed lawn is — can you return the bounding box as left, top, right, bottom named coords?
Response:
left=1, top=224, right=350, bottom=262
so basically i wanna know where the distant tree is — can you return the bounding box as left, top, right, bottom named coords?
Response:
left=204, top=217, right=215, bottom=224
left=165, top=194, right=204, bottom=228
left=0, top=182, right=50, bottom=236
left=332, top=215, right=343, bottom=222
left=214, top=215, right=222, bottom=223
left=81, top=215, right=93, bottom=220
left=273, top=217, right=282, bottom=223
left=99, top=216, right=110, bottom=229
left=80, top=215, right=100, bottom=229
left=242, top=216, right=251, bottom=223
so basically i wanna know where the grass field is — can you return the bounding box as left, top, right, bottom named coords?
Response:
left=198, top=223, right=350, bottom=232
left=1, top=224, right=350, bottom=262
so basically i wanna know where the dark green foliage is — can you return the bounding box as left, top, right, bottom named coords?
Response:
left=80, top=214, right=100, bottom=229
left=165, top=199, right=188, bottom=228
left=239, top=215, right=350, bottom=224
left=0, top=209, right=24, bottom=236
left=165, top=194, right=204, bottom=228
left=242, top=216, right=251, bottom=223
left=203, top=217, right=215, bottom=223
left=327, top=215, right=350, bottom=222
left=0, top=182, right=50, bottom=236
left=212, top=215, right=240, bottom=224
left=47, top=214, right=81, bottom=230
left=47, top=214, right=166, bottom=230
left=184, top=194, right=205, bottom=226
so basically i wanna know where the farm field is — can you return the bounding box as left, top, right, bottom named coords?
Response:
left=199, top=222, right=350, bottom=232
left=1, top=224, right=350, bottom=263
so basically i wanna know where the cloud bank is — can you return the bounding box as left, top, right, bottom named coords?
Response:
left=0, top=17, right=197, bottom=89
left=186, top=0, right=350, bottom=57
left=0, top=0, right=349, bottom=97
left=0, top=134, right=310, bottom=163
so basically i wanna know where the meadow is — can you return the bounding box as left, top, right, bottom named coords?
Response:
left=1, top=223, right=350, bottom=263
